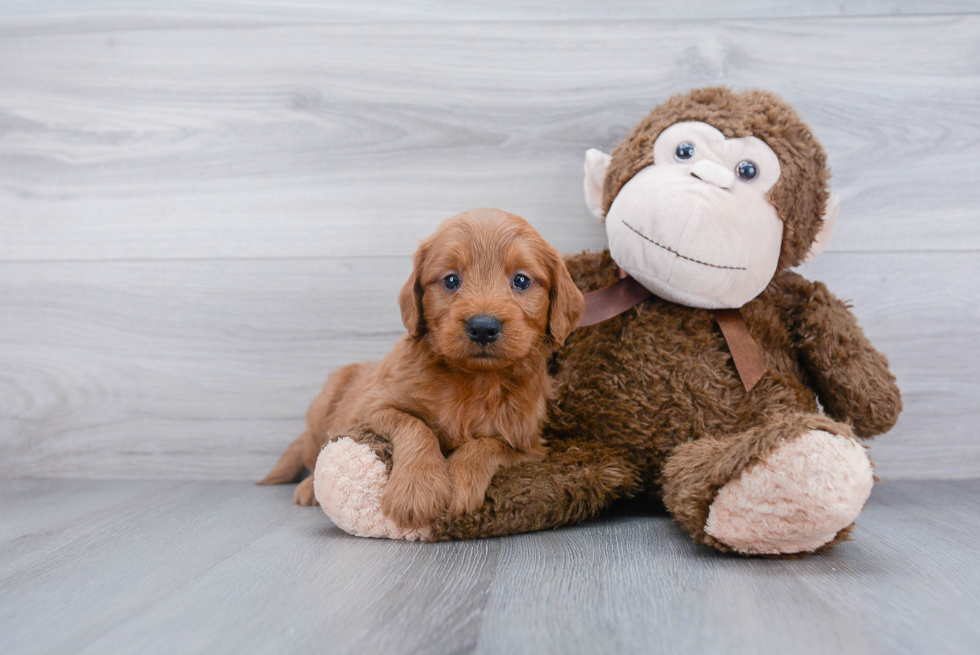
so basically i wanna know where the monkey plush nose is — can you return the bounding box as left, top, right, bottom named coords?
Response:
left=466, top=316, right=501, bottom=344
left=691, top=159, right=735, bottom=190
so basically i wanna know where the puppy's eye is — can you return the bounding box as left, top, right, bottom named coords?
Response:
left=512, top=274, right=531, bottom=291
left=443, top=274, right=461, bottom=290
left=675, top=142, right=696, bottom=161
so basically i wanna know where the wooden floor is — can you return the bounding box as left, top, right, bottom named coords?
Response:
left=0, top=479, right=977, bottom=655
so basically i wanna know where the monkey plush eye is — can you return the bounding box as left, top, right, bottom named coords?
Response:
left=674, top=142, right=696, bottom=161
left=443, top=274, right=461, bottom=290
left=512, top=274, right=532, bottom=291
left=736, top=160, right=759, bottom=181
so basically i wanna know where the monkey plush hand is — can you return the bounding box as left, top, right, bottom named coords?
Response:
left=314, top=87, right=902, bottom=556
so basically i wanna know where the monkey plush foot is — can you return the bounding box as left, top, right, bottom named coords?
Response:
left=314, top=437, right=432, bottom=541
left=704, top=430, right=873, bottom=555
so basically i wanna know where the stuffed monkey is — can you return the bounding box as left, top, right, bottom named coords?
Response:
left=309, top=87, right=902, bottom=556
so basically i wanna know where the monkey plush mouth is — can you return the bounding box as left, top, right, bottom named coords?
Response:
left=621, top=220, right=746, bottom=272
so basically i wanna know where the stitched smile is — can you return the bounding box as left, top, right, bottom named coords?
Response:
left=621, top=220, right=747, bottom=271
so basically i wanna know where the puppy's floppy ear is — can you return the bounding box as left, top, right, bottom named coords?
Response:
left=398, top=240, right=430, bottom=338
left=545, top=246, right=585, bottom=348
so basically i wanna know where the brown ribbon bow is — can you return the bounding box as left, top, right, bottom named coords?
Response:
left=577, top=273, right=768, bottom=392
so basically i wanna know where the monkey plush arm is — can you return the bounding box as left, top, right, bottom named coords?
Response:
left=313, top=426, right=641, bottom=541
left=432, top=439, right=641, bottom=540
left=793, top=280, right=902, bottom=438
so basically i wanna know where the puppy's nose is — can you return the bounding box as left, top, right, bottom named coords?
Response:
left=466, top=316, right=501, bottom=345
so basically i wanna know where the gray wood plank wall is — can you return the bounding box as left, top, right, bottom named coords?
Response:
left=1, top=2, right=978, bottom=481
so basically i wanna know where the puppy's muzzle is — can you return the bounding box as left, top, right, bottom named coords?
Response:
left=466, top=316, right=501, bottom=345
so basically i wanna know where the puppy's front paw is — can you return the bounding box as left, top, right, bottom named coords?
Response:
left=293, top=476, right=318, bottom=506
left=381, top=460, right=451, bottom=529
left=446, top=483, right=489, bottom=519
left=446, top=463, right=491, bottom=519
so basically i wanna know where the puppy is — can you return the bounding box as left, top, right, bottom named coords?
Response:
left=259, top=208, right=584, bottom=529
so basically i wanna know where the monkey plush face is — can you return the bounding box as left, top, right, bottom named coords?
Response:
left=602, top=121, right=783, bottom=308
left=584, top=88, right=838, bottom=309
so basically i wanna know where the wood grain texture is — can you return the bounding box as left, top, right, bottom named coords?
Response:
left=1, top=4, right=977, bottom=482
left=2, top=15, right=979, bottom=261
left=1, top=1, right=977, bottom=24
left=0, top=479, right=978, bottom=654
left=1, top=252, right=976, bottom=480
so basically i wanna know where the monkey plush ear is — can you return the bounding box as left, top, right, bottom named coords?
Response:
left=583, top=148, right=612, bottom=220
left=803, top=194, right=840, bottom=263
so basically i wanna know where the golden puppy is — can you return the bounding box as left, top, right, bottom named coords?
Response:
left=260, top=208, right=584, bottom=529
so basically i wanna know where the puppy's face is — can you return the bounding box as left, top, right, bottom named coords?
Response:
left=399, top=209, right=584, bottom=372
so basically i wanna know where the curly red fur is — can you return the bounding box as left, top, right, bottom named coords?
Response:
left=259, top=208, right=584, bottom=529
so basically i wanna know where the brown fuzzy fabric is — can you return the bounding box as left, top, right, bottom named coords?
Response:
left=332, top=88, right=902, bottom=555
left=432, top=438, right=642, bottom=540
left=339, top=248, right=900, bottom=551
left=422, top=248, right=899, bottom=550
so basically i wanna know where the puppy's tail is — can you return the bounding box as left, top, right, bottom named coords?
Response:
left=257, top=433, right=309, bottom=485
